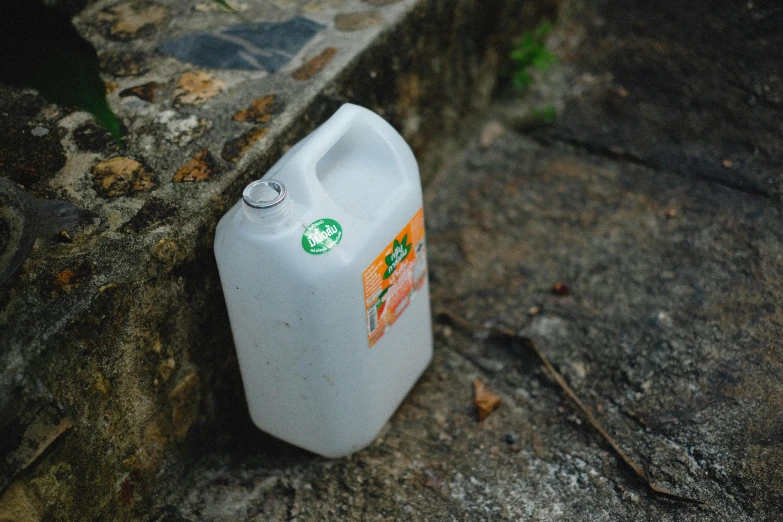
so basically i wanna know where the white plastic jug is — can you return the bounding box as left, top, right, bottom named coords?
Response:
left=214, top=104, right=433, bottom=457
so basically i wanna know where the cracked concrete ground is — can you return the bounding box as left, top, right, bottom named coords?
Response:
left=151, top=0, right=783, bottom=519
left=152, top=129, right=783, bottom=522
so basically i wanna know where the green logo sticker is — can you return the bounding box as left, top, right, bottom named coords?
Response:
left=302, top=218, right=343, bottom=254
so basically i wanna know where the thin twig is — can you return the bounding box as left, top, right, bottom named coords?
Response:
left=438, top=309, right=704, bottom=505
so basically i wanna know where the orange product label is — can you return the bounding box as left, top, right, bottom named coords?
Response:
left=363, top=208, right=428, bottom=347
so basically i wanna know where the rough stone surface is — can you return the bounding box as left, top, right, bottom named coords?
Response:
left=147, top=1, right=782, bottom=519
left=0, top=0, right=546, bottom=519
left=530, top=0, right=783, bottom=201
left=150, top=132, right=783, bottom=522
left=17, top=0, right=779, bottom=518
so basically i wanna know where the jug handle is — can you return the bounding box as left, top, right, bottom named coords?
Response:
left=280, top=104, right=418, bottom=216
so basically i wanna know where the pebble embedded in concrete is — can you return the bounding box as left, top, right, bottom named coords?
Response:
left=155, top=111, right=208, bottom=145
left=158, top=17, right=325, bottom=72
left=291, top=47, right=337, bottom=81
left=173, top=71, right=225, bottom=105
left=97, top=1, right=171, bottom=41
left=91, top=156, right=157, bottom=197
left=173, top=149, right=217, bottom=183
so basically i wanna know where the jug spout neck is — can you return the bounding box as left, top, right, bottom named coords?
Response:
left=241, top=179, right=294, bottom=230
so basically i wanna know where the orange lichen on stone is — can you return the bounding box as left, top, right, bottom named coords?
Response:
left=173, top=149, right=216, bottom=182
left=292, top=48, right=336, bottom=81
left=233, top=94, right=278, bottom=123
left=151, top=239, right=183, bottom=269
left=54, top=269, right=76, bottom=290
left=92, top=157, right=157, bottom=197
left=51, top=262, right=93, bottom=295
left=173, top=71, right=225, bottom=105
left=221, top=127, right=269, bottom=162
left=94, top=374, right=111, bottom=395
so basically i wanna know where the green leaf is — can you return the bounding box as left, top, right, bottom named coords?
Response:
left=533, top=51, right=557, bottom=70
left=535, top=22, right=552, bottom=39
left=401, top=234, right=408, bottom=247
left=0, top=1, right=122, bottom=144
left=530, top=105, right=557, bottom=124
left=510, top=50, right=528, bottom=63
left=513, top=71, right=533, bottom=90
left=509, top=21, right=557, bottom=92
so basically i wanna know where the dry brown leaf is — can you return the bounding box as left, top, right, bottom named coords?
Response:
left=473, top=379, right=501, bottom=421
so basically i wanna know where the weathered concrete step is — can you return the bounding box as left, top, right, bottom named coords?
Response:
left=0, top=0, right=554, bottom=520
